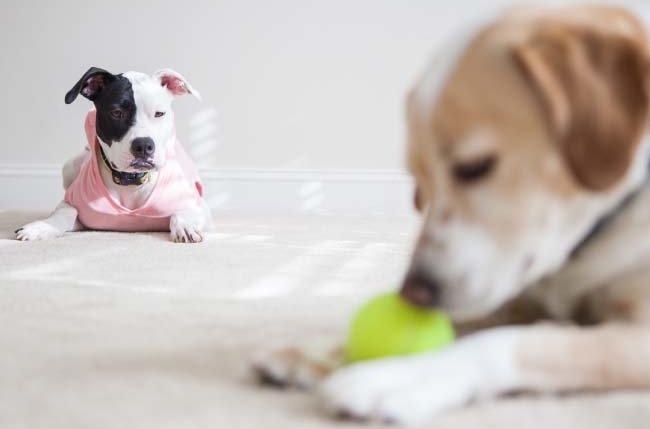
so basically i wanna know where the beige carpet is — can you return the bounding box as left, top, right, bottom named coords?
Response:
left=1, top=211, right=649, bottom=429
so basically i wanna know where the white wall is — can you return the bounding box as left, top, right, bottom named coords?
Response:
left=0, top=0, right=646, bottom=212
left=0, top=0, right=533, bottom=168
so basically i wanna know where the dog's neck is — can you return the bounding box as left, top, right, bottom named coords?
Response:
left=528, top=138, right=650, bottom=320
left=99, top=146, right=151, bottom=186
left=97, top=144, right=159, bottom=210
left=570, top=137, right=650, bottom=259
left=531, top=183, right=650, bottom=321
left=569, top=183, right=647, bottom=259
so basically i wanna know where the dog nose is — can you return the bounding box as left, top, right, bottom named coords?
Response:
left=399, top=270, right=441, bottom=307
left=131, top=137, right=155, bottom=158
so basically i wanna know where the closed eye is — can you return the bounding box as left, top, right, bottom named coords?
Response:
left=452, top=155, right=497, bottom=184
left=154, top=111, right=166, bottom=118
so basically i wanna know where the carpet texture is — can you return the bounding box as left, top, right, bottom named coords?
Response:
left=1, top=211, right=649, bottom=429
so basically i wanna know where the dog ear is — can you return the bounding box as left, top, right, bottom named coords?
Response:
left=65, top=67, right=115, bottom=104
left=513, top=24, right=650, bottom=190
left=153, top=68, right=202, bottom=101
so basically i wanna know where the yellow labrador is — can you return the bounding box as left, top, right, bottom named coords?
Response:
left=255, top=5, right=650, bottom=425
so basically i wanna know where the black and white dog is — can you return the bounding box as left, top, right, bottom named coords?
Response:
left=15, top=67, right=212, bottom=243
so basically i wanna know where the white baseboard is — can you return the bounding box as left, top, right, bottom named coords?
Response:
left=0, top=164, right=415, bottom=216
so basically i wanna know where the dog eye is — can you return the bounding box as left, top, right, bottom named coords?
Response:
left=154, top=111, right=166, bottom=118
left=452, top=156, right=497, bottom=184
left=110, top=109, right=125, bottom=120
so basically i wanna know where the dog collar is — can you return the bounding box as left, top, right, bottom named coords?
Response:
left=570, top=157, right=650, bottom=259
left=570, top=184, right=643, bottom=259
left=99, top=145, right=151, bottom=186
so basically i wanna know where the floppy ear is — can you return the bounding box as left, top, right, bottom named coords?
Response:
left=153, top=68, right=201, bottom=100
left=65, top=67, right=115, bottom=104
left=513, top=24, right=650, bottom=190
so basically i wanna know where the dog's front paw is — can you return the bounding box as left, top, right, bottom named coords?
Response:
left=319, top=353, right=479, bottom=425
left=15, top=221, right=63, bottom=241
left=252, top=345, right=343, bottom=389
left=170, top=214, right=204, bottom=243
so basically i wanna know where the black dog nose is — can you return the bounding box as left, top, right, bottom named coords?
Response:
left=131, top=137, right=155, bottom=158
left=399, top=269, right=441, bottom=307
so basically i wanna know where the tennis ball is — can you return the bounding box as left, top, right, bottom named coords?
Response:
left=345, top=292, right=455, bottom=362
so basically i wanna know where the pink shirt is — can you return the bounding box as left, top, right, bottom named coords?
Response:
left=64, top=110, right=204, bottom=232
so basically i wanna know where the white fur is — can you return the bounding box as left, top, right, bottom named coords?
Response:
left=319, top=328, right=521, bottom=425
left=410, top=11, right=500, bottom=121
left=411, top=35, right=471, bottom=120
left=170, top=204, right=212, bottom=243
left=16, top=201, right=81, bottom=241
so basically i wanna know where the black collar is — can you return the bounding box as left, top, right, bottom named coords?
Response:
left=570, top=183, right=644, bottom=259
left=573, top=157, right=650, bottom=257
left=99, top=146, right=151, bottom=186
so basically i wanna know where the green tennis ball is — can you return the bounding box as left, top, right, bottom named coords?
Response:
left=345, top=292, right=455, bottom=362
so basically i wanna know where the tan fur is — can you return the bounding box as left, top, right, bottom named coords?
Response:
left=518, top=324, right=650, bottom=390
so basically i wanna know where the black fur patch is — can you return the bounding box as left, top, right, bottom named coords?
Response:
left=65, top=68, right=136, bottom=146
left=93, top=75, right=136, bottom=146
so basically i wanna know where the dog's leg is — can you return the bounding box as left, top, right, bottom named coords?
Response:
left=252, top=292, right=546, bottom=390
left=62, top=150, right=89, bottom=189
left=15, top=201, right=82, bottom=241
left=318, top=323, right=650, bottom=425
left=252, top=344, right=345, bottom=389
left=170, top=202, right=211, bottom=243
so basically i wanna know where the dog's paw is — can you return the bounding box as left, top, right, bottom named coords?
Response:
left=170, top=215, right=204, bottom=243
left=170, top=225, right=204, bottom=243
left=15, top=221, right=63, bottom=241
left=319, top=353, right=479, bottom=425
left=251, top=346, right=343, bottom=390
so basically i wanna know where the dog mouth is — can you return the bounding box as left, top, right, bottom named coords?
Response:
left=130, top=159, right=156, bottom=170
